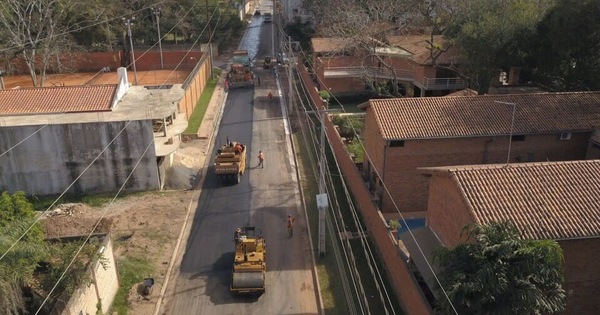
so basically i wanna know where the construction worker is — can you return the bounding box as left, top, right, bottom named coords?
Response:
left=234, top=227, right=242, bottom=243
left=234, top=143, right=243, bottom=155
left=267, top=91, right=273, bottom=102
left=257, top=150, right=264, bottom=168
left=287, top=214, right=295, bottom=236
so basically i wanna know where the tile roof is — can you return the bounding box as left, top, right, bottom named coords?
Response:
left=387, top=35, right=458, bottom=65
left=311, top=38, right=353, bottom=53
left=422, top=160, right=600, bottom=240
left=367, top=91, right=600, bottom=140
left=0, top=85, right=117, bottom=115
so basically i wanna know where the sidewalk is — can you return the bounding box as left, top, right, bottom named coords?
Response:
left=197, top=63, right=228, bottom=140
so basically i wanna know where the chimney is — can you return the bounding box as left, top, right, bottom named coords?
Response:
left=508, top=67, right=521, bottom=85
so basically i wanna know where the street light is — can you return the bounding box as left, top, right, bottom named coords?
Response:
left=152, top=7, right=164, bottom=70
left=123, top=17, right=138, bottom=85
left=494, top=101, right=517, bottom=164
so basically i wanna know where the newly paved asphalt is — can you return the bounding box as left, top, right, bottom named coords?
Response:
left=162, top=8, right=319, bottom=315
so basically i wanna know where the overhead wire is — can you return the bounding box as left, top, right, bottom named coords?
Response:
left=292, top=41, right=460, bottom=314
left=0, top=1, right=217, bottom=261
left=0, top=2, right=197, bottom=158
left=31, top=5, right=223, bottom=312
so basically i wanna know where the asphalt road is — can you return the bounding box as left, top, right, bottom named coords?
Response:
left=162, top=11, right=319, bottom=315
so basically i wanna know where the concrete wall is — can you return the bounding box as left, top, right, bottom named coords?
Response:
left=62, top=236, right=119, bottom=315
left=298, top=61, right=433, bottom=315
left=0, top=120, right=159, bottom=196
left=362, top=125, right=592, bottom=213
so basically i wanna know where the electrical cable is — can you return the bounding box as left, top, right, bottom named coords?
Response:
left=34, top=135, right=155, bottom=314
left=292, top=42, right=460, bottom=314
left=0, top=3, right=220, bottom=262
left=30, top=7, right=225, bottom=311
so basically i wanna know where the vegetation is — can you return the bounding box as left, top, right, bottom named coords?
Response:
left=304, top=0, right=600, bottom=94
left=331, top=115, right=363, bottom=141
left=0, top=192, right=47, bottom=314
left=434, top=221, right=566, bottom=314
left=112, top=255, right=153, bottom=315
left=184, top=68, right=221, bottom=135
left=0, top=0, right=244, bottom=85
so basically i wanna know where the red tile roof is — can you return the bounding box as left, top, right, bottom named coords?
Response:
left=387, top=35, right=458, bottom=64
left=423, top=160, right=600, bottom=240
left=0, top=85, right=117, bottom=115
left=367, top=92, right=600, bottom=140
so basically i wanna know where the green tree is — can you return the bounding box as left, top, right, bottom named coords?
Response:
left=522, top=0, right=600, bottom=91
left=0, top=192, right=47, bottom=314
left=434, top=221, right=566, bottom=314
left=444, top=0, right=556, bottom=93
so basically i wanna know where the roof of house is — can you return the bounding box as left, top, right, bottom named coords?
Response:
left=422, top=160, right=600, bottom=240
left=387, top=35, right=457, bottom=64
left=0, top=85, right=117, bottom=115
left=311, top=38, right=353, bottom=53
left=444, top=88, right=478, bottom=97
left=311, top=35, right=458, bottom=65
left=365, top=91, right=600, bottom=140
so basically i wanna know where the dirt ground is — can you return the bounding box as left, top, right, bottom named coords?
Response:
left=40, top=138, right=208, bottom=314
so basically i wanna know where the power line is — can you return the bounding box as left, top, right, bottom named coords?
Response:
left=292, top=43, right=460, bottom=314
left=34, top=138, right=155, bottom=314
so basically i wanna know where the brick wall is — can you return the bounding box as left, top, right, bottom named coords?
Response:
left=178, top=54, right=212, bottom=120
left=425, top=174, right=475, bottom=247
left=364, top=124, right=592, bottom=213
left=559, top=238, right=600, bottom=315
left=298, top=61, right=433, bottom=315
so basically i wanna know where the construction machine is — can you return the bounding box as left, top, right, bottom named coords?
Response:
left=263, top=56, right=272, bottom=69
left=214, top=141, right=246, bottom=184
left=231, top=227, right=266, bottom=295
left=227, top=64, right=254, bottom=89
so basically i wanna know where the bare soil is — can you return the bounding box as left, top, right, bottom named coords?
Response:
left=40, top=138, right=208, bottom=314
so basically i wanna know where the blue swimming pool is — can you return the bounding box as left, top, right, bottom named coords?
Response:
left=395, top=218, right=426, bottom=239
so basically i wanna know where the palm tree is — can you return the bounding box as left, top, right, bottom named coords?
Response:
left=434, top=221, right=566, bottom=314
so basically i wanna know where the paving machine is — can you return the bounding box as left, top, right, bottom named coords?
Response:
left=214, top=141, right=246, bottom=184
left=231, top=227, right=266, bottom=295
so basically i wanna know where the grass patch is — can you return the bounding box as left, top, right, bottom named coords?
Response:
left=184, top=68, right=222, bottom=135
left=29, top=191, right=161, bottom=211
left=112, top=255, right=153, bottom=315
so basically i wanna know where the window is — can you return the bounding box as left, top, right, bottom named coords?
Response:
left=511, top=135, right=525, bottom=142
left=389, top=140, right=405, bottom=147
left=559, top=132, right=572, bottom=140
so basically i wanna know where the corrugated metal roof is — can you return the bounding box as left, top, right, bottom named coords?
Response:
left=0, top=85, right=116, bottom=115
left=368, top=92, right=600, bottom=140
left=425, top=160, right=600, bottom=240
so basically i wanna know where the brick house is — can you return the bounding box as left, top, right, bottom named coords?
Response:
left=310, top=35, right=465, bottom=96
left=416, top=160, right=600, bottom=314
left=361, top=92, right=600, bottom=214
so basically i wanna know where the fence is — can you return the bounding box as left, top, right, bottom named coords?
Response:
left=297, top=61, right=433, bottom=315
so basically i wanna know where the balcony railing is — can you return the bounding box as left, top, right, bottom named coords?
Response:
left=322, top=66, right=467, bottom=91
left=324, top=66, right=413, bottom=81
left=421, top=77, right=467, bottom=90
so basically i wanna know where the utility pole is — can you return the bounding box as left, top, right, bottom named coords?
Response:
left=205, top=0, right=214, bottom=79
left=287, top=36, right=293, bottom=114
left=494, top=101, right=517, bottom=164
left=152, top=7, right=164, bottom=70
left=123, top=18, right=138, bottom=85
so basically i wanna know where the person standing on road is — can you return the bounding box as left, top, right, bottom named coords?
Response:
left=257, top=150, right=264, bottom=168
left=257, top=75, right=261, bottom=86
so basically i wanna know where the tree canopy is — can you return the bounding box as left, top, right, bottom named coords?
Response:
left=433, top=221, right=566, bottom=315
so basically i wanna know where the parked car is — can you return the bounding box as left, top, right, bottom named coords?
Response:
left=264, top=13, right=272, bottom=23
left=277, top=52, right=289, bottom=65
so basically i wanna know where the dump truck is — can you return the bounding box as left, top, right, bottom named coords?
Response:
left=231, top=226, right=266, bottom=295
left=227, top=64, right=254, bottom=89
left=214, top=141, right=246, bottom=184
